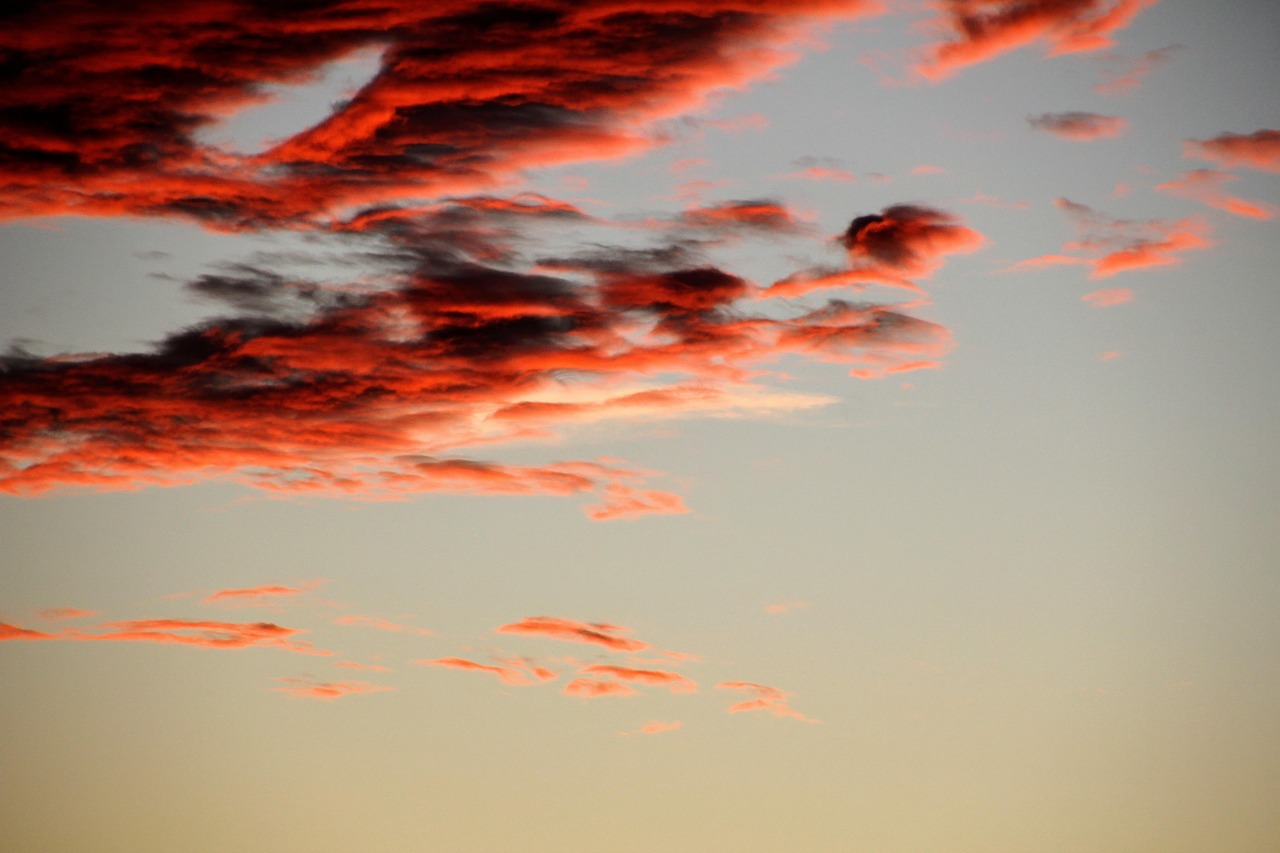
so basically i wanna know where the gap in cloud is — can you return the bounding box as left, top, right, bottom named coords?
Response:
left=198, top=44, right=386, bottom=155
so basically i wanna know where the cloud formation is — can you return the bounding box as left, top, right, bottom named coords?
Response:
left=205, top=581, right=325, bottom=605
left=495, top=616, right=650, bottom=652
left=1155, top=170, right=1276, bottom=220
left=1184, top=129, right=1280, bottom=173
left=417, top=656, right=542, bottom=686
left=717, top=680, right=818, bottom=722
left=1006, top=198, right=1211, bottom=279
left=914, top=0, right=1157, bottom=80
left=1027, top=111, right=1127, bottom=140
left=0, top=0, right=881, bottom=227
left=1093, top=44, right=1184, bottom=94
left=579, top=664, right=698, bottom=694
left=334, top=615, right=433, bottom=635
left=274, top=678, right=394, bottom=700
left=1081, top=287, right=1133, bottom=307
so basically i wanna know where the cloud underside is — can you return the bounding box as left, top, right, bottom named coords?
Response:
left=0, top=2, right=1146, bottom=517
left=1027, top=111, right=1127, bottom=140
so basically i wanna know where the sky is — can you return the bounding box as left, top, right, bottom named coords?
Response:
left=1, top=1, right=1278, bottom=851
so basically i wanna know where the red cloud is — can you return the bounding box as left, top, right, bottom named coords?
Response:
left=0, top=5, right=973, bottom=517
left=0, top=1, right=883, bottom=227
left=1082, top=288, right=1133, bottom=307
left=1, top=622, right=58, bottom=641
left=767, top=204, right=984, bottom=298
left=274, top=678, right=394, bottom=701
left=563, top=677, right=639, bottom=698
left=914, top=0, right=1157, bottom=80
left=1155, top=170, right=1276, bottom=220
left=1027, top=111, right=1127, bottom=140
left=496, top=616, right=649, bottom=652
left=1006, top=198, right=1211, bottom=279
left=204, top=581, right=324, bottom=605
left=1184, top=129, right=1280, bottom=173
left=717, top=680, right=819, bottom=722
left=417, top=657, right=538, bottom=686
left=579, top=664, right=697, bottom=694
left=333, top=615, right=433, bottom=635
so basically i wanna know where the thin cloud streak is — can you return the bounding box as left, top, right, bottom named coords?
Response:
left=1027, top=111, right=1128, bottom=140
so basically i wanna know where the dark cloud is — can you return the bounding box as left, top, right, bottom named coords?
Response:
left=1027, top=111, right=1127, bottom=140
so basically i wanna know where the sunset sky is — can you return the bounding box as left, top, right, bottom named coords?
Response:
left=2, top=2, right=1278, bottom=851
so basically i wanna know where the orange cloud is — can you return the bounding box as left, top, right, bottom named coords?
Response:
left=914, top=0, right=1157, bottom=80
left=911, top=164, right=944, bottom=175
left=204, top=581, right=325, bottom=605
left=717, top=680, right=819, bottom=722
left=88, top=618, right=331, bottom=655
left=579, top=664, right=697, bottom=694
left=333, top=615, right=433, bottom=635
left=1, top=622, right=58, bottom=641
left=416, top=657, right=538, bottom=686
left=1006, top=198, right=1211, bottom=279
left=274, top=678, right=394, bottom=701
left=622, top=720, right=682, bottom=736
left=764, top=600, right=809, bottom=614
left=778, top=166, right=856, bottom=182
left=1155, top=170, right=1276, bottom=220
left=335, top=661, right=392, bottom=672
left=35, top=608, right=97, bottom=621
left=563, top=677, right=639, bottom=698
left=495, top=616, right=650, bottom=652
left=1082, top=287, right=1133, bottom=307
left=1027, top=111, right=1127, bottom=140
left=1184, top=129, right=1280, bottom=173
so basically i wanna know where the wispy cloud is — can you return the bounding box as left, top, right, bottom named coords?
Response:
left=204, top=581, right=325, bottom=606
left=1082, top=287, right=1133, bottom=307
left=621, top=720, right=682, bottom=736
left=578, top=664, right=697, bottom=694
left=1027, top=111, right=1127, bottom=141
left=495, top=616, right=650, bottom=652
left=416, top=656, right=541, bottom=686
left=913, top=0, right=1157, bottom=81
left=1093, top=44, right=1184, bottom=94
left=274, top=678, right=394, bottom=701
left=35, top=608, right=97, bottom=621
left=717, top=681, right=819, bottom=723
left=1005, top=198, right=1211, bottom=279
left=1155, top=170, right=1276, bottom=220
left=333, top=615, right=433, bottom=635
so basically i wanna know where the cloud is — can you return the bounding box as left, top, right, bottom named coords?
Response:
left=778, top=166, right=856, bottom=182
left=1005, top=198, right=1211, bottom=279
left=1027, top=111, right=1127, bottom=141
left=333, top=615, right=433, bottom=635
left=274, top=678, right=394, bottom=701
left=716, top=680, right=819, bottom=722
left=87, top=618, right=331, bottom=654
left=0, top=4, right=976, bottom=519
left=1082, top=287, right=1133, bottom=307
left=0, top=1, right=883, bottom=228
left=622, top=720, right=682, bottom=736
left=764, top=601, right=809, bottom=614
left=563, top=677, right=639, bottom=698
left=766, top=204, right=984, bottom=298
left=335, top=661, right=392, bottom=672
left=35, top=608, right=97, bottom=621
left=495, top=616, right=650, bottom=652
left=1184, top=129, right=1280, bottom=173
left=914, top=0, right=1157, bottom=80
left=579, top=664, right=697, bottom=694
left=1, top=622, right=58, bottom=641
left=1155, top=170, right=1276, bottom=220
left=1093, top=44, right=1184, bottom=94
left=911, top=164, right=944, bottom=175
left=416, top=656, right=540, bottom=686
left=204, top=581, right=325, bottom=605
